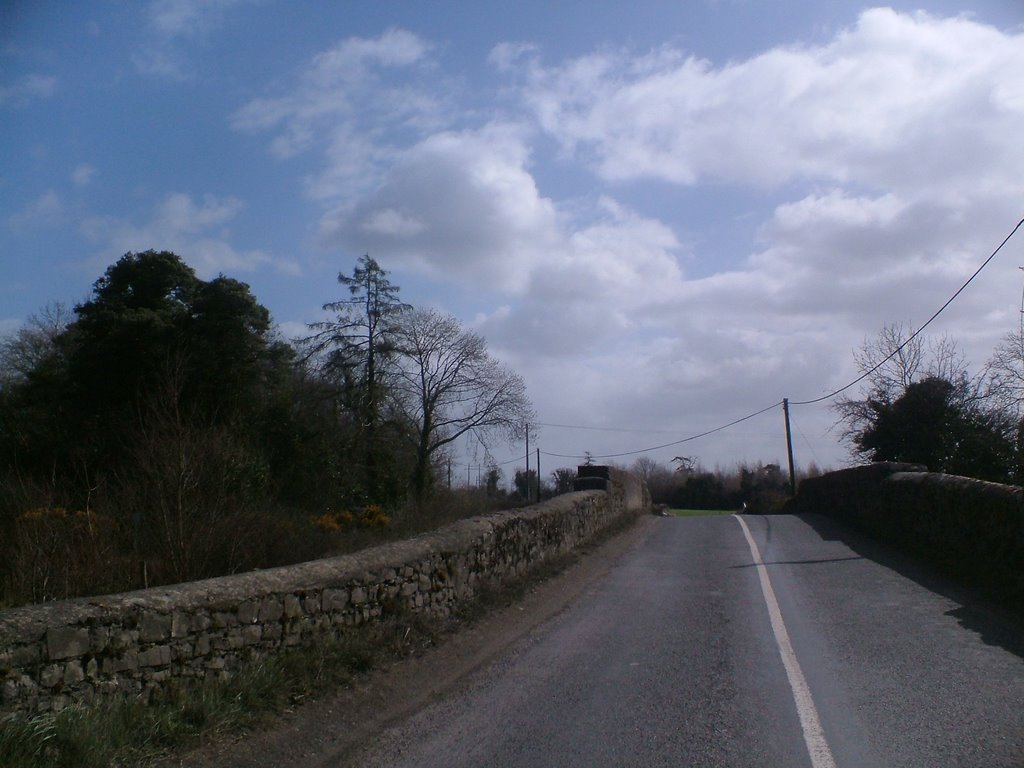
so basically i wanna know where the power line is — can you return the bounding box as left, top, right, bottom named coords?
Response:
left=792, top=215, right=1024, bottom=407
left=463, top=215, right=1024, bottom=471
left=535, top=421, right=680, bottom=435
left=540, top=400, right=783, bottom=460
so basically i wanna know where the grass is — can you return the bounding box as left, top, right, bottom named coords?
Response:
left=0, top=615, right=435, bottom=768
left=670, top=508, right=737, bottom=517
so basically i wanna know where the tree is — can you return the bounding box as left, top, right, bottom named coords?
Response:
left=551, top=467, right=576, bottom=495
left=834, top=324, right=974, bottom=454
left=856, top=376, right=1014, bottom=481
left=0, top=251, right=292, bottom=508
left=0, top=303, right=71, bottom=389
left=392, top=308, right=534, bottom=500
left=304, top=256, right=410, bottom=500
left=485, top=466, right=503, bottom=497
left=514, top=469, right=538, bottom=501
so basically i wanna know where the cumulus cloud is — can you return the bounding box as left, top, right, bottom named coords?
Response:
left=80, top=192, right=300, bottom=278
left=515, top=9, right=1024, bottom=192
left=321, top=124, right=566, bottom=293
left=233, top=28, right=440, bottom=163
left=233, top=9, right=1024, bottom=468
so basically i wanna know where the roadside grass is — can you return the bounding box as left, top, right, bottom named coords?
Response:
left=670, top=508, right=737, bottom=517
left=0, top=616, right=434, bottom=768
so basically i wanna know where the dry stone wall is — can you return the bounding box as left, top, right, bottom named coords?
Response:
left=0, top=468, right=648, bottom=719
left=793, top=463, right=1024, bottom=611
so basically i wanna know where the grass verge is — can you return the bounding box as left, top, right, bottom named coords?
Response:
left=0, top=615, right=434, bottom=768
left=670, top=508, right=737, bottom=517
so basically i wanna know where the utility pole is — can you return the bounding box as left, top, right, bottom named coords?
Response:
left=525, top=424, right=530, bottom=502
left=783, top=398, right=797, bottom=497
left=536, top=448, right=541, bottom=502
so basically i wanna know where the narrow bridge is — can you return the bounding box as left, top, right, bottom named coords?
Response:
left=339, top=512, right=1023, bottom=767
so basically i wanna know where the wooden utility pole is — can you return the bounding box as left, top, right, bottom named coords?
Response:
left=525, top=424, right=530, bottom=501
left=783, top=398, right=797, bottom=497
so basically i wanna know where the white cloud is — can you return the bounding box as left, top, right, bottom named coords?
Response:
left=233, top=28, right=435, bottom=144
left=81, top=193, right=300, bottom=278
left=5, top=191, right=64, bottom=231
left=321, top=124, right=564, bottom=293
left=233, top=28, right=449, bottom=203
left=233, top=9, right=1024, bottom=470
left=135, top=0, right=260, bottom=79
left=147, top=0, right=257, bottom=39
left=515, top=9, right=1024, bottom=194
left=71, top=164, right=96, bottom=188
left=0, top=73, right=56, bottom=107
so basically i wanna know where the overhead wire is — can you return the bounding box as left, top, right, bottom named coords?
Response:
left=540, top=399, right=783, bottom=460
left=459, top=215, right=1024, bottom=471
left=791, top=215, right=1024, bottom=406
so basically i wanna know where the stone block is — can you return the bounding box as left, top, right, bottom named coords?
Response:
left=103, top=651, right=139, bottom=674
left=191, top=613, right=212, bottom=632
left=350, top=587, right=367, bottom=605
left=237, top=601, right=259, bottom=625
left=196, top=634, right=211, bottom=656
left=140, top=613, right=172, bottom=643
left=39, top=664, right=63, bottom=689
left=46, top=626, right=90, bottom=661
left=284, top=594, right=303, bottom=618
left=2, top=678, right=18, bottom=704
left=171, top=612, right=190, bottom=638
left=400, top=581, right=418, bottom=597
left=109, top=630, right=134, bottom=652
left=303, top=593, right=321, bottom=614
left=241, top=625, right=262, bottom=645
left=259, top=597, right=284, bottom=623
left=89, top=626, right=110, bottom=654
left=138, top=645, right=171, bottom=668
left=63, top=661, right=85, bottom=686
left=323, top=589, right=349, bottom=611
left=6, top=644, right=42, bottom=668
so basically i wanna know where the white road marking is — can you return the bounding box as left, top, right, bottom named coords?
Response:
left=734, top=514, right=838, bottom=768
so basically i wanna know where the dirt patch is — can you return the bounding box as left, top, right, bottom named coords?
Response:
left=162, top=514, right=658, bottom=768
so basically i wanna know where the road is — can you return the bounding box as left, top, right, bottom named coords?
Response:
left=344, top=513, right=1024, bottom=768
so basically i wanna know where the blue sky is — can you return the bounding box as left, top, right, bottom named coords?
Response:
left=3, top=1, right=1024, bottom=479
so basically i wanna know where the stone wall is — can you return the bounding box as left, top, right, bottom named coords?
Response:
left=793, top=463, right=1024, bottom=610
left=0, top=468, right=648, bottom=719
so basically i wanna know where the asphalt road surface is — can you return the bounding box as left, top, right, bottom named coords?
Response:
left=346, top=513, right=1024, bottom=768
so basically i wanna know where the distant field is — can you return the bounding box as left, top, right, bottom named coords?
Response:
left=670, top=509, right=736, bottom=517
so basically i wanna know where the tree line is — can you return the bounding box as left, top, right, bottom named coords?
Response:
left=0, top=251, right=533, bottom=606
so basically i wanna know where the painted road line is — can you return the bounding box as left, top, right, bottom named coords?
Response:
left=734, top=514, right=837, bottom=768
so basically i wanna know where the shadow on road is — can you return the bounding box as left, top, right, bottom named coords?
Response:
left=795, top=512, right=1024, bottom=662
left=731, top=555, right=865, bottom=568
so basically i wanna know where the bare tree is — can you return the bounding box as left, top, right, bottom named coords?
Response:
left=986, top=326, right=1024, bottom=417
left=392, top=309, right=534, bottom=500
left=0, top=303, right=71, bottom=388
left=833, top=323, right=981, bottom=458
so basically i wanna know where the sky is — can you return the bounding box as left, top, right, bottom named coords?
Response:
left=2, top=1, right=1024, bottom=484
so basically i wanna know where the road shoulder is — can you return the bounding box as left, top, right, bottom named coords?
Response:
left=166, top=514, right=659, bottom=768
